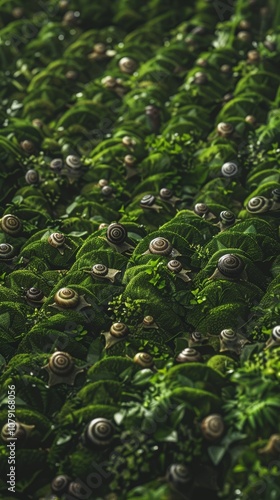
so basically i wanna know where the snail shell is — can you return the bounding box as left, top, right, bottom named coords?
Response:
left=124, top=154, right=136, bottom=166
left=94, top=42, right=106, bottom=54
left=99, top=222, right=108, bottom=229
left=48, top=232, right=65, bottom=248
left=89, top=263, right=120, bottom=283
left=271, top=188, right=280, bottom=202
left=68, top=481, right=91, bottom=499
left=0, top=243, right=15, bottom=260
left=51, top=475, right=71, bottom=494
left=110, top=322, right=129, bottom=338
left=20, top=139, right=35, bottom=154
left=176, top=348, right=202, bottom=363
left=219, top=329, right=238, bottom=343
left=265, top=325, right=280, bottom=349
left=133, top=352, right=154, bottom=368
left=219, top=210, right=236, bottom=226
left=25, top=169, right=39, bottom=185
left=237, top=30, right=251, bottom=42
left=201, top=414, right=225, bottom=441
left=167, top=259, right=183, bottom=273
left=245, top=115, right=257, bottom=126
left=191, top=331, right=203, bottom=343
left=221, top=162, right=238, bottom=178
left=101, top=185, right=113, bottom=196
left=148, top=237, right=173, bottom=256
left=0, top=214, right=22, bottom=235
left=247, top=49, right=260, bottom=62
left=122, top=136, right=136, bottom=147
left=54, top=288, right=80, bottom=309
left=217, top=122, right=234, bottom=138
left=43, top=351, right=83, bottom=386
left=102, top=75, right=117, bottom=88
left=246, top=196, right=272, bottom=214
left=84, top=418, right=114, bottom=447
left=142, top=315, right=157, bottom=327
left=65, top=154, right=81, bottom=170
left=194, top=71, right=208, bottom=84
left=194, top=203, right=209, bottom=216
left=259, top=435, right=280, bottom=455
left=106, top=223, right=127, bottom=245
left=91, top=264, right=108, bottom=277
left=140, top=194, right=156, bottom=207
left=1, top=422, right=27, bottom=442
left=217, top=254, right=245, bottom=279
left=159, top=188, right=173, bottom=200
left=166, top=464, right=191, bottom=488
left=98, top=179, right=108, bottom=187
left=118, top=57, right=137, bottom=74
left=26, top=287, right=45, bottom=304
left=50, top=158, right=63, bottom=172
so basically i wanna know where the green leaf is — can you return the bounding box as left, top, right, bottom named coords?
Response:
left=208, top=445, right=226, bottom=465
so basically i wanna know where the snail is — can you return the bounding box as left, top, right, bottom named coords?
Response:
left=62, top=10, right=79, bottom=26
left=247, top=50, right=260, bottom=63
left=217, top=210, right=236, bottom=230
left=122, top=136, right=136, bottom=148
left=50, top=287, right=91, bottom=312
left=221, top=161, right=238, bottom=178
left=25, top=287, right=46, bottom=307
left=88, top=42, right=109, bottom=60
left=220, top=64, right=232, bottom=74
left=176, top=348, right=202, bottom=363
left=193, top=71, right=208, bottom=84
left=123, top=154, right=138, bottom=179
left=50, top=158, right=63, bottom=172
left=105, top=223, right=134, bottom=254
left=20, top=139, right=35, bottom=154
left=42, top=351, right=84, bottom=386
left=141, top=315, right=159, bottom=329
left=258, top=435, right=280, bottom=456
left=98, top=178, right=108, bottom=187
left=102, top=75, right=117, bottom=89
left=143, top=237, right=181, bottom=257
left=189, top=331, right=208, bottom=346
left=166, top=464, right=191, bottom=490
left=239, top=19, right=251, bottom=30
left=32, top=118, right=44, bottom=128
left=265, top=326, right=280, bottom=350
left=84, top=418, right=114, bottom=447
left=86, top=263, right=121, bottom=283
left=271, top=188, right=280, bottom=203
left=48, top=232, right=71, bottom=255
left=65, top=154, right=81, bottom=170
left=51, top=475, right=71, bottom=495
left=209, top=254, right=246, bottom=281
left=159, top=188, right=181, bottom=207
left=118, top=56, right=137, bottom=74
left=140, top=194, right=162, bottom=213
left=145, top=105, right=161, bottom=133
left=0, top=243, right=15, bottom=261
left=237, top=31, right=251, bottom=42
left=101, top=322, right=129, bottom=349
left=246, top=196, right=272, bottom=214
left=264, top=40, right=276, bottom=51
left=101, top=185, right=114, bottom=197
left=133, top=352, right=154, bottom=368
left=98, top=222, right=108, bottom=230
left=67, top=481, right=91, bottom=499
left=245, top=115, right=257, bottom=126
left=1, top=422, right=34, bottom=443
left=193, top=203, right=216, bottom=221
left=216, top=122, right=234, bottom=138
left=0, top=214, right=22, bottom=236
left=201, top=414, right=225, bottom=442
left=219, top=328, right=249, bottom=354
left=25, top=169, right=40, bottom=185
left=167, top=260, right=192, bottom=283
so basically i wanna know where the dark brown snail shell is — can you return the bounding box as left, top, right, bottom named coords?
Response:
left=0, top=214, right=22, bottom=235
left=201, top=414, right=225, bottom=441
left=110, top=322, right=129, bottom=338
left=221, top=162, right=238, bottom=178
left=26, top=287, right=45, bottom=303
left=167, top=259, right=183, bottom=273
left=194, top=203, right=209, bottom=216
left=0, top=243, right=15, bottom=260
left=148, top=237, right=173, bottom=256
left=43, top=351, right=83, bottom=386
left=246, top=196, right=272, bottom=214
left=50, top=158, right=63, bottom=172
left=118, top=57, right=137, bottom=74
left=176, top=348, right=202, bottom=363
left=217, top=254, right=245, bottom=278
left=51, top=475, right=71, bottom=494
left=166, top=464, right=191, bottom=488
left=217, top=122, right=234, bottom=138
left=219, top=210, right=236, bottom=226
left=133, top=352, right=154, bottom=368
left=106, top=223, right=127, bottom=245
left=25, top=169, right=39, bottom=185
left=65, top=154, right=81, bottom=170
left=84, top=418, right=114, bottom=447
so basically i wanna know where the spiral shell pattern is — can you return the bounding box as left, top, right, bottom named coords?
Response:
left=133, top=352, right=154, bottom=368
left=110, top=322, right=129, bottom=338
left=26, top=287, right=45, bottom=302
left=191, top=331, right=203, bottom=343
left=140, top=194, right=156, bottom=207
left=201, top=414, right=225, bottom=441
left=221, top=162, right=238, bottom=178
left=48, top=351, right=74, bottom=376
left=1, top=422, right=26, bottom=442
left=143, top=315, right=154, bottom=326
left=92, top=264, right=108, bottom=277
left=219, top=329, right=237, bottom=343
left=217, top=254, right=245, bottom=278
left=176, top=348, right=202, bottom=363
left=51, top=475, right=71, bottom=494
left=50, top=158, right=63, bottom=171
left=68, top=482, right=89, bottom=499
left=159, top=188, right=173, bottom=200
left=167, top=464, right=191, bottom=486
left=167, top=259, right=182, bottom=273
left=194, top=203, right=209, bottom=216
left=149, top=237, right=172, bottom=256
left=106, top=223, right=127, bottom=244
left=25, top=169, right=39, bottom=184
left=0, top=214, right=22, bottom=235
left=101, top=185, right=113, bottom=196
left=118, top=56, right=137, bottom=74
left=217, top=122, right=234, bottom=137
left=0, top=243, right=14, bottom=259
left=65, top=154, right=81, bottom=170
left=85, top=418, right=114, bottom=446
left=272, top=188, right=280, bottom=202
left=48, top=232, right=65, bottom=248
left=219, top=210, right=236, bottom=226
left=246, top=196, right=272, bottom=214
left=54, top=288, right=80, bottom=309
left=271, top=326, right=280, bottom=343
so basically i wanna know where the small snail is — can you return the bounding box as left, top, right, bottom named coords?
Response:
left=101, top=322, right=129, bottom=349
left=67, top=481, right=91, bottom=499
left=50, top=287, right=91, bottom=312
left=193, top=71, right=208, bottom=84
left=25, top=287, right=46, bottom=306
left=258, top=435, right=280, bottom=456
left=245, top=115, right=257, bottom=126
left=271, top=188, right=280, bottom=203
left=84, top=418, right=114, bottom=447
left=105, top=223, right=134, bottom=254
left=176, top=348, right=202, bottom=363
left=219, top=329, right=249, bottom=354
left=140, top=194, right=162, bottom=213
left=145, top=105, right=161, bottom=133
left=194, top=203, right=216, bottom=221
left=239, top=19, right=251, bottom=30
left=218, top=210, right=236, bottom=230
left=102, top=75, right=117, bottom=89
left=65, top=154, right=81, bottom=170
left=48, top=232, right=71, bottom=255
left=123, top=154, right=138, bottom=179
left=0, top=243, right=15, bottom=261
left=201, top=414, right=225, bottom=442
left=141, top=315, right=159, bottom=329
left=247, top=50, right=260, bottom=63
left=143, top=237, right=180, bottom=258
left=265, top=326, right=280, bottom=350
left=1, top=422, right=34, bottom=443
left=51, top=475, right=71, bottom=495
left=166, top=464, right=191, bottom=490
left=210, top=254, right=246, bottom=281
left=101, top=185, right=114, bottom=197
left=189, top=331, right=208, bottom=346
left=237, top=31, right=251, bottom=42
left=223, top=93, right=233, bottom=103
left=65, top=69, right=78, bottom=80
left=221, top=162, right=238, bottom=178
left=118, top=57, right=137, bottom=74
left=264, top=40, right=276, bottom=51
left=167, top=260, right=191, bottom=283
left=216, top=122, right=234, bottom=138
left=25, top=169, right=40, bottom=185
left=122, top=136, right=136, bottom=148
left=98, top=178, right=108, bottom=187
left=98, top=222, right=108, bottom=230
left=50, top=158, right=63, bottom=172
left=87, top=263, right=121, bottom=283
left=246, top=196, right=272, bottom=214
left=32, top=118, right=44, bottom=128
left=133, top=352, right=154, bottom=368
left=159, top=188, right=181, bottom=207
left=0, top=214, right=22, bottom=236
left=20, top=139, right=35, bottom=154
left=42, top=351, right=84, bottom=386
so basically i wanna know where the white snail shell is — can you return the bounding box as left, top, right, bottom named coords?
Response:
left=84, top=418, right=114, bottom=446
left=51, top=475, right=71, bottom=494
left=101, top=185, right=113, bottom=196
left=221, top=162, right=238, bottom=178
left=219, top=210, right=236, bottom=226
left=48, top=232, right=66, bottom=248
left=91, top=264, right=108, bottom=277
left=246, top=196, right=272, bottom=214
left=25, top=169, right=39, bottom=184
left=176, top=348, right=202, bottom=363
left=271, top=326, right=280, bottom=343
left=48, top=351, right=75, bottom=376
left=149, top=237, right=173, bottom=256
left=65, top=155, right=81, bottom=170
left=0, top=243, right=15, bottom=260
left=140, top=194, right=157, bottom=207
left=118, top=57, right=137, bottom=74
left=194, top=203, right=209, bottom=216
left=0, top=214, right=22, bottom=235
left=166, top=464, right=191, bottom=487
left=50, top=158, right=63, bottom=172
left=1, top=422, right=27, bottom=442
left=159, top=188, right=173, bottom=200
left=219, top=329, right=238, bottom=343
left=201, top=414, right=225, bottom=441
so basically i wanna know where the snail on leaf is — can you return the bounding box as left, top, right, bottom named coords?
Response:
left=167, top=259, right=192, bottom=283
left=193, top=203, right=216, bottom=221
left=104, top=223, right=134, bottom=254
left=201, top=414, right=225, bottom=442
left=101, top=322, right=129, bottom=349
left=83, top=418, right=114, bottom=447
left=159, top=188, right=181, bottom=207
left=1, top=421, right=35, bottom=444
left=42, top=351, right=84, bottom=386
left=139, top=315, right=159, bottom=329
left=49, top=287, right=91, bottom=312
left=209, top=254, right=247, bottom=281
left=48, top=232, right=71, bottom=255
left=85, top=263, right=121, bottom=283
left=219, top=328, right=249, bottom=355
left=140, top=194, right=162, bottom=213
left=0, top=214, right=22, bottom=236
left=143, top=237, right=181, bottom=257
left=25, top=287, right=46, bottom=307
left=265, top=326, right=280, bottom=350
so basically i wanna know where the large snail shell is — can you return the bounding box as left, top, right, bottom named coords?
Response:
left=140, top=194, right=156, bottom=207
left=219, top=329, right=238, bottom=343
left=48, top=351, right=74, bottom=376
left=0, top=214, right=22, bottom=235
left=201, top=414, right=225, bottom=441
left=92, top=264, right=108, bottom=277
left=221, top=162, right=238, bottom=178
left=134, top=352, right=154, bottom=368
left=50, top=158, right=63, bottom=172
left=219, top=210, right=236, bottom=226
left=194, top=203, right=209, bottom=216
left=84, top=418, right=114, bottom=447
left=65, top=155, right=81, bottom=170
left=48, top=232, right=65, bottom=248
left=217, top=122, right=234, bottom=138
left=110, top=322, right=129, bottom=338
left=51, top=475, right=71, bottom=494
left=176, top=348, right=202, bottom=363
left=102, top=75, right=117, bottom=88
left=148, top=237, right=172, bottom=256
left=106, top=223, right=127, bottom=245
left=118, top=57, right=137, bottom=74
left=54, top=288, right=80, bottom=309
left=0, top=243, right=15, bottom=260
left=167, top=259, right=183, bottom=273
left=166, top=464, right=191, bottom=488
left=26, top=287, right=45, bottom=303
left=246, top=196, right=272, bottom=214
left=25, top=169, right=39, bottom=185
left=217, top=254, right=245, bottom=278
